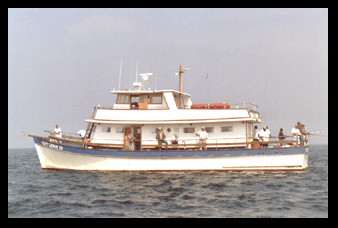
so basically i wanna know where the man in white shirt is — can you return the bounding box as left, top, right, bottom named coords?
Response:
left=196, top=127, right=208, bottom=150
left=54, top=124, right=62, bottom=138
left=291, top=125, right=301, bottom=146
left=259, top=126, right=270, bottom=148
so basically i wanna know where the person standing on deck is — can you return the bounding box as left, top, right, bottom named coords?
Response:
left=279, top=128, right=286, bottom=146
left=299, top=123, right=309, bottom=146
left=127, top=131, right=135, bottom=151
left=253, top=125, right=259, bottom=141
left=259, top=126, right=270, bottom=148
left=291, top=125, right=301, bottom=146
left=156, top=128, right=168, bottom=150
left=266, top=126, right=272, bottom=138
left=196, top=127, right=208, bottom=150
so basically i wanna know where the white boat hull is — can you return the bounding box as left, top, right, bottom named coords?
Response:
left=35, top=142, right=308, bottom=172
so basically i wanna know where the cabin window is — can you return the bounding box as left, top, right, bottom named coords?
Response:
left=150, top=94, right=162, bottom=104
left=116, top=127, right=123, bottom=134
left=102, top=127, right=111, bottom=133
left=183, top=127, right=195, bottom=133
left=205, top=127, right=214, bottom=133
left=140, top=95, right=148, bottom=103
left=152, top=127, right=165, bottom=134
left=221, top=126, right=233, bottom=132
left=116, top=95, right=129, bottom=104
left=130, top=95, right=140, bottom=109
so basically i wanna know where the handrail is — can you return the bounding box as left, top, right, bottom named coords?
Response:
left=93, top=102, right=260, bottom=111
left=47, top=134, right=299, bottom=151
left=44, top=130, right=82, bottom=139
left=49, top=134, right=297, bottom=143
left=229, top=102, right=258, bottom=111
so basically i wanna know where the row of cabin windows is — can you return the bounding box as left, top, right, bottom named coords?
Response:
left=182, top=126, right=233, bottom=133
left=101, top=127, right=123, bottom=133
left=116, top=93, right=187, bottom=109
left=101, top=126, right=233, bottom=134
left=116, top=94, right=162, bottom=104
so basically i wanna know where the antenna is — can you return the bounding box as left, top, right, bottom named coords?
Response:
left=132, top=59, right=143, bottom=90
left=118, top=56, right=122, bottom=90
left=133, top=73, right=153, bottom=91
left=135, top=59, right=138, bottom=82
left=155, top=72, right=158, bottom=91
left=139, top=73, right=153, bottom=91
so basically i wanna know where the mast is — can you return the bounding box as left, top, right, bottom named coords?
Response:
left=179, top=65, right=182, bottom=93
left=176, top=65, right=189, bottom=108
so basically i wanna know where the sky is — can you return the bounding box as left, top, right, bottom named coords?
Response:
left=8, top=8, right=328, bottom=148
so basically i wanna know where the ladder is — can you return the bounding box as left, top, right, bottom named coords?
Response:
left=84, top=107, right=97, bottom=142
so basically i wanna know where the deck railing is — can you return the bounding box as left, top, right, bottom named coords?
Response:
left=45, top=133, right=300, bottom=151
left=93, top=102, right=259, bottom=111
left=229, top=102, right=259, bottom=111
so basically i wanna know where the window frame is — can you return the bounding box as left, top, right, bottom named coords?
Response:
left=183, top=127, right=195, bottom=133
left=116, top=94, right=130, bottom=104
left=221, top=126, right=233, bottom=132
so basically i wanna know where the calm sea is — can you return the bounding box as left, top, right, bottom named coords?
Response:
left=8, top=144, right=328, bottom=218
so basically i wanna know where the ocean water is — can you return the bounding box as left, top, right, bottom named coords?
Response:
left=8, top=144, right=328, bottom=218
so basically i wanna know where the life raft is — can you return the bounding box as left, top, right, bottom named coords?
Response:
left=191, top=103, right=230, bottom=109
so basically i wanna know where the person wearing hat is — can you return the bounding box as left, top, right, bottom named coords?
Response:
left=156, top=127, right=168, bottom=150
left=196, top=127, right=208, bottom=150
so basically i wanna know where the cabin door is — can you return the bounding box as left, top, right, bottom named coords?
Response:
left=123, top=126, right=141, bottom=151
left=133, top=126, right=142, bottom=150
left=139, top=95, right=148, bottom=110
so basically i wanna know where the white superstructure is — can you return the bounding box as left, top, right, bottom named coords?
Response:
left=85, top=85, right=261, bottom=150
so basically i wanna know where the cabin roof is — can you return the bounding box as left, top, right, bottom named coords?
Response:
left=110, top=89, right=191, bottom=97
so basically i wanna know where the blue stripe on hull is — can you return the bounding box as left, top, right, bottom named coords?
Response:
left=33, top=136, right=307, bottom=159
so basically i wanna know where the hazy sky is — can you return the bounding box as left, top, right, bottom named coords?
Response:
left=8, top=8, right=328, bottom=148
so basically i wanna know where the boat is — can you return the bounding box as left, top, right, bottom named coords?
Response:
left=26, top=65, right=309, bottom=171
